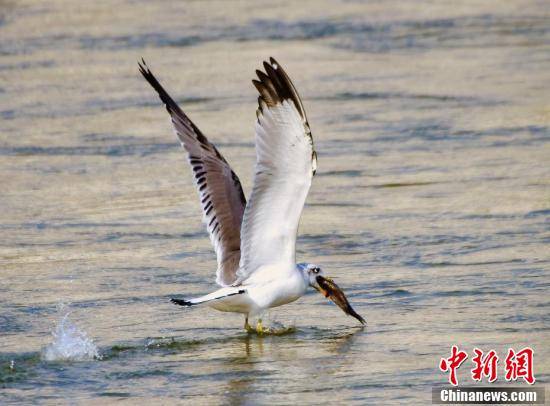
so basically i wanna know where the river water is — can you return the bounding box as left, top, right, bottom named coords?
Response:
left=1, top=0, right=549, bottom=404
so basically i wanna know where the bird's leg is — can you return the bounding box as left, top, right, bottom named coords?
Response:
left=244, top=315, right=254, bottom=333
left=256, top=318, right=265, bottom=334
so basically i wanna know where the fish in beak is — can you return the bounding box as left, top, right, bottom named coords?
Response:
left=314, top=275, right=365, bottom=325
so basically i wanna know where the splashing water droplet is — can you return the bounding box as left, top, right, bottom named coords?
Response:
left=42, top=305, right=101, bottom=361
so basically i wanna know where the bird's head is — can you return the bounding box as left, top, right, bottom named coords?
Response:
left=300, top=263, right=365, bottom=325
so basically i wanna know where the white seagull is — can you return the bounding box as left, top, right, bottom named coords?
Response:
left=139, top=57, right=365, bottom=333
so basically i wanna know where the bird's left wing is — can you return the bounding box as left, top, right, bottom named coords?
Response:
left=237, top=58, right=317, bottom=281
left=139, top=60, right=246, bottom=287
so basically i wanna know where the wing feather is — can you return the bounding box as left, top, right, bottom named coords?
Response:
left=139, top=60, right=246, bottom=286
left=237, top=58, right=317, bottom=281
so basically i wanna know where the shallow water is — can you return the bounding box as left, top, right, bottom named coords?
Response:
left=1, top=0, right=549, bottom=404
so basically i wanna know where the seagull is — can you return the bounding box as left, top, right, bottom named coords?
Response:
left=139, top=57, right=365, bottom=333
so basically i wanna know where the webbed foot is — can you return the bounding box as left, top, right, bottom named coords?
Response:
left=245, top=318, right=295, bottom=336
left=256, top=318, right=266, bottom=335
left=244, top=316, right=255, bottom=333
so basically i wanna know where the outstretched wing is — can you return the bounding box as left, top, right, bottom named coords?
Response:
left=237, top=57, right=317, bottom=281
left=139, top=60, right=246, bottom=287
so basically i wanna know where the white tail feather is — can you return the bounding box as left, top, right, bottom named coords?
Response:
left=171, top=287, right=245, bottom=307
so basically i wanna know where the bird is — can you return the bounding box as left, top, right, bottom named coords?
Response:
left=139, top=57, right=365, bottom=333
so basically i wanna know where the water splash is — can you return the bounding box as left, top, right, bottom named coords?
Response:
left=41, top=305, right=101, bottom=361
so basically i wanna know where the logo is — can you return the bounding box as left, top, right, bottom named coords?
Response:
left=439, top=346, right=535, bottom=386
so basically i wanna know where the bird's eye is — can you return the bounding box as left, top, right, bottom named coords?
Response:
left=311, top=267, right=320, bottom=274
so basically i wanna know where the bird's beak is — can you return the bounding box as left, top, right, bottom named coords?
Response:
left=314, top=275, right=365, bottom=325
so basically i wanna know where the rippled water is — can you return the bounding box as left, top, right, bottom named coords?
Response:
left=1, top=0, right=549, bottom=404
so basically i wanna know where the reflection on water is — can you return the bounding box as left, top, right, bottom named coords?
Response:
left=1, top=0, right=549, bottom=403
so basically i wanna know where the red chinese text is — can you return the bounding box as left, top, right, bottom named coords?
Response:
left=505, top=347, right=535, bottom=385
left=439, top=345, right=468, bottom=386
left=471, top=348, right=499, bottom=382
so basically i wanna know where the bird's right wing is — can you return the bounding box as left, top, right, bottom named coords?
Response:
left=237, top=58, right=317, bottom=282
left=139, top=60, right=246, bottom=287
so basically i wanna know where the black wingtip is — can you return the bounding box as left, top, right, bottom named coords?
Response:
left=254, top=57, right=307, bottom=121
left=137, top=58, right=185, bottom=119
left=171, top=298, right=193, bottom=307
left=138, top=57, right=148, bottom=75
